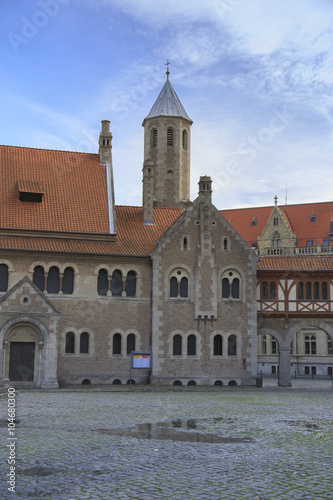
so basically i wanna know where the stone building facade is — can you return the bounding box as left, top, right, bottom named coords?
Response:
left=0, top=72, right=258, bottom=388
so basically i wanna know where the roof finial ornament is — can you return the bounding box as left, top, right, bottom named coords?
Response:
left=274, top=195, right=278, bottom=206
left=165, top=59, right=170, bottom=79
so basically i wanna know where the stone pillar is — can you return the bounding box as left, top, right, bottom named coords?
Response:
left=278, top=346, right=292, bottom=386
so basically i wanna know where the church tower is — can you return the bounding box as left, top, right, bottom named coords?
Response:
left=142, top=66, right=192, bottom=222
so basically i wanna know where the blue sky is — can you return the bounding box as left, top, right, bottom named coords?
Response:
left=1, top=0, right=333, bottom=209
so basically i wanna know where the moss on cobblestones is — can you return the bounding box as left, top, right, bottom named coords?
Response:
left=0, top=383, right=332, bottom=499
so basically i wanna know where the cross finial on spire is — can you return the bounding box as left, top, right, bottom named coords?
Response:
left=274, top=195, right=278, bottom=206
left=165, top=59, right=170, bottom=79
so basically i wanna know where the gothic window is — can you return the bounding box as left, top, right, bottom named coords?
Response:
left=111, top=270, right=123, bottom=297
left=65, top=332, right=75, bottom=354
left=272, top=231, right=281, bottom=248
left=152, top=128, right=157, bottom=148
left=33, top=266, right=45, bottom=292
left=228, top=334, right=237, bottom=356
left=167, top=128, right=174, bottom=146
left=222, top=270, right=241, bottom=299
left=182, top=130, right=188, bottom=150
left=62, top=267, right=74, bottom=295
left=173, top=334, right=182, bottom=356
left=80, top=332, right=89, bottom=354
left=47, top=266, right=60, bottom=294
left=125, top=271, right=136, bottom=297
left=0, top=264, right=9, bottom=292
left=97, top=269, right=108, bottom=296
left=126, top=333, right=136, bottom=355
left=112, top=333, right=122, bottom=355
left=187, top=334, right=196, bottom=356
left=213, top=334, right=222, bottom=356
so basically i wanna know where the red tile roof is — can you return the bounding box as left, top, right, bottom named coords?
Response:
left=221, top=201, right=333, bottom=248
left=0, top=145, right=110, bottom=234
left=257, top=256, right=333, bottom=271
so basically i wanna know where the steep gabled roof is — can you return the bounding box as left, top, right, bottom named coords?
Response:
left=221, top=201, right=333, bottom=248
left=143, top=77, right=192, bottom=123
left=0, top=145, right=110, bottom=234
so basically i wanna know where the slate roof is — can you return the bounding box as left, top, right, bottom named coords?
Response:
left=144, top=77, right=192, bottom=123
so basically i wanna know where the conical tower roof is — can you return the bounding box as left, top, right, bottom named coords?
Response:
left=143, top=72, right=192, bottom=123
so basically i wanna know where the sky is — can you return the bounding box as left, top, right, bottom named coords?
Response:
left=1, top=0, right=333, bottom=209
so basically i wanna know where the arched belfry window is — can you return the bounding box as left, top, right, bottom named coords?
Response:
left=111, top=270, right=123, bottom=297
left=62, top=267, right=74, bottom=295
left=97, top=269, right=108, bottom=296
left=182, top=130, right=188, bottom=150
left=152, top=128, right=157, bottom=148
left=33, top=266, right=45, bottom=292
left=47, top=266, right=60, bottom=294
left=221, top=270, right=241, bottom=299
left=167, top=128, right=174, bottom=146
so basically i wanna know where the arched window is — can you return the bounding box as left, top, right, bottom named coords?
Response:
left=180, top=277, right=188, bottom=298
left=270, top=282, right=276, bottom=300
left=62, top=267, right=74, bottom=295
left=306, top=282, right=312, bottom=300
left=187, top=334, right=196, bottom=356
left=305, top=334, right=316, bottom=355
left=97, top=269, right=108, bottom=296
left=213, top=334, right=222, bottom=356
left=65, top=332, right=75, bottom=354
left=182, top=130, right=188, bottom=150
left=111, top=270, right=123, bottom=297
left=298, top=282, right=304, bottom=300
left=47, top=266, right=60, bottom=294
left=80, top=332, right=89, bottom=354
left=112, top=333, right=122, bottom=355
left=262, top=281, right=268, bottom=300
left=322, top=282, right=328, bottom=300
left=125, top=271, right=136, bottom=297
left=222, top=270, right=241, bottom=300
left=167, top=128, right=174, bottom=146
left=272, top=231, right=281, bottom=248
left=0, top=264, right=9, bottom=292
left=152, top=128, right=157, bottom=148
left=126, top=333, right=136, bottom=355
left=228, top=334, right=237, bottom=356
left=33, top=266, right=45, bottom=292
left=314, top=282, right=320, bottom=300
left=262, top=335, right=267, bottom=354
left=173, top=334, right=182, bottom=356
left=169, top=269, right=189, bottom=298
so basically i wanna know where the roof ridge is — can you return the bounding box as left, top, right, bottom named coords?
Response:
left=0, top=144, right=98, bottom=155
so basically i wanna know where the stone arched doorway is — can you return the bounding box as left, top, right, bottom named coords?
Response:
left=3, top=323, right=45, bottom=387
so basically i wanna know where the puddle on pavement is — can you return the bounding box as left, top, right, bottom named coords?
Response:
left=95, top=418, right=255, bottom=444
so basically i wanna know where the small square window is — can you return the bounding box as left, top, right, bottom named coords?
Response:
left=323, top=239, right=329, bottom=246
left=306, top=240, right=313, bottom=247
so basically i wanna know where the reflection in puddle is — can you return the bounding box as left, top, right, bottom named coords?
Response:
left=95, top=418, right=254, bottom=444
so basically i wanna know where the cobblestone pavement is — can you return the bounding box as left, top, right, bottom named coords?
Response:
left=1, top=380, right=333, bottom=500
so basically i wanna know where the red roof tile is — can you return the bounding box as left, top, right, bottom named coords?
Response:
left=221, top=201, right=333, bottom=247
left=257, top=256, right=333, bottom=271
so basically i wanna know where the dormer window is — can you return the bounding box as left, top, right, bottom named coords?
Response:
left=18, top=180, right=44, bottom=203
left=306, top=240, right=313, bottom=247
left=251, top=217, right=257, bottom=226
left=310, top=213, right=316, bottom=222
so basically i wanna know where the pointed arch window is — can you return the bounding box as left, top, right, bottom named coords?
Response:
left=167, top=128, right=174, bottom=146
left=0, top=264, right=9, bottom=292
